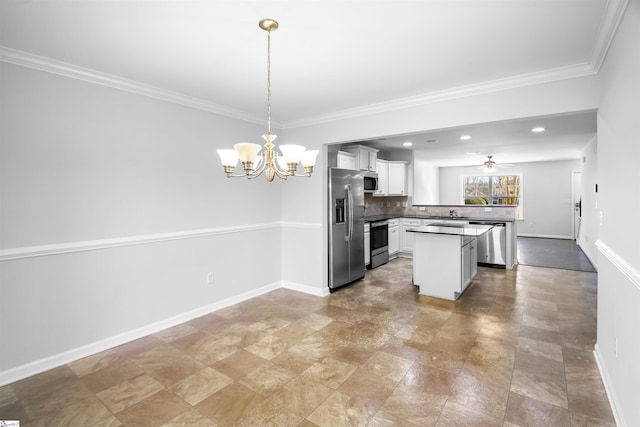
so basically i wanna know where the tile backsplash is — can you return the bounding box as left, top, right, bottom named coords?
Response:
left=364, top=195, right=517, bottom=219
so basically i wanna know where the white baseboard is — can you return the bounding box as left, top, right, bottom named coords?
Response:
left=594, top=344, right=625, bottom=427
left=0, top=280, right=312, bottom=386
left=281, top=280, right=330, bottom=297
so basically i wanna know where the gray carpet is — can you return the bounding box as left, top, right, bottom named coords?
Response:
left=517, top=237, right=596, bottom=272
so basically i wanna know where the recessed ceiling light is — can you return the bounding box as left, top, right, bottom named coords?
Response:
left=426, top=139, right=438, bottom=143
left=466, top=151, right=481, bottom=155
left=403, top=141, right=413, bottom=147
left=460, top=135, right=471, bottom=140
left=531, top=127, right=545, bottom=133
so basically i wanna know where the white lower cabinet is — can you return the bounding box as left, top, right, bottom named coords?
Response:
left=364, top=223, right=370, bottom=267
left=461, top=237, right=478, bottom=290
left=400, top=218, right=422, bottom=254
left=414, top=233, right=478, bottom=300
left=388, top=219, right=399, bottom=256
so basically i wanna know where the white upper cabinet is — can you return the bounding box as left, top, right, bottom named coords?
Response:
left=342, top=145, right=378, bottom=172
left=374, top=159, right=388, bottom=196
left=337, top=151, right=357, bottom=170
left=387, top=161, right=407, bottom=196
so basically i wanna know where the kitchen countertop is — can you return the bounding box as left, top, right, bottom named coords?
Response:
left=364, top=214, right=515, bottom=223
left=407, top=223, right=494, bottom=237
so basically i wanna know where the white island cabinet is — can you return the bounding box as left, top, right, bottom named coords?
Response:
left=409, top=224, right=491, bottom=300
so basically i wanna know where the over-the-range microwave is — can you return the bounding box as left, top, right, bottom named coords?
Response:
left=363, top=172, right=378, bottom=193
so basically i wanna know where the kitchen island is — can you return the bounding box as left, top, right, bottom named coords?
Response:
left=408, top=223, right=493, bottom=300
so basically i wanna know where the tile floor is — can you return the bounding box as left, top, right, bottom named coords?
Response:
left=517, top=237, right=596, bottom=272
left=0, top=258, right=615, bottom=426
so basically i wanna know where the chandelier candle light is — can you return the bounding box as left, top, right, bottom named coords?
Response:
left=216, top=19, right=318, bottom=182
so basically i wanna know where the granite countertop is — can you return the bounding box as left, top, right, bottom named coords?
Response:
left=364, top=214, right=515, bottom=223
left=407, top=223, right=494, bottom=237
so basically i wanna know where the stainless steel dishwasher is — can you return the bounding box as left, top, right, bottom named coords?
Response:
left=470, top=221, right=506, bottom=266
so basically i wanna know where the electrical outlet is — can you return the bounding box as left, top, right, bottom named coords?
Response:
left=599, top=211, right=603, bottom=226
left=419, top=206, right=426, bottom=211
left=484, top=207, right=492, bottom=211
left=206, top=272, right=214, bottom=284
left=396, top=201, right=400, bottom=207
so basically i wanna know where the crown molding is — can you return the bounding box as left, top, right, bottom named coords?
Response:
left=0, top=46, right=266, bottom=126
left=589, top=0, right=629, bottom=71
left=0, top=0, right=627, bottom=130
left=281, top=63, right=597, bottom=129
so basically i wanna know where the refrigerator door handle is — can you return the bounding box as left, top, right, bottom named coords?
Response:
left=346, top=184, right=353, bottom=242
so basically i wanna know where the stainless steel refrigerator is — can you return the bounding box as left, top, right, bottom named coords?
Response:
left=329, top=168, right=365, bottom=292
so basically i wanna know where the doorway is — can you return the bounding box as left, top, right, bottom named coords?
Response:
left=572, top=171, right=582, bottom=241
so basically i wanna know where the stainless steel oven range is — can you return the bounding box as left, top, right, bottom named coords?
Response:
left=369, top=220, right=389, bottom=268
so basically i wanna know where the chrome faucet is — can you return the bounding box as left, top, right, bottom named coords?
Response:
left=449, top=209, right=458, bottom=218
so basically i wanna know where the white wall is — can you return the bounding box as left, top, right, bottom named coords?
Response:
left=0, top=63, right=290, bottom=383
left=438, top=160, right=581, bottom=238
left=593, top=1, right=640, bottom=426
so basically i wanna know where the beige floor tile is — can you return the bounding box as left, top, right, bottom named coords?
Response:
left=235, top=399, right=303, bottom=427
left=307, top=390, right=377, bottom=427
left=131, top=344, right=204, bottom=387
left=6, top=258, right=614, bottom=426
left=96, top=373, right=164, bottom=413
left=68, top=349, right=120, bottom=377
left=504, top=391, right=570, bottom=427
left=238, top=362, right=297, bottom=395
left=171, top=367, right=233, bottom=405
left=362, top=351, right=414, bottom=382
left=337, top=367, right=397, bottom=409
left=160, top=407, right=218, bottom=426
left=517, top=336, right=563, bottom=362
left=212, top=349, right=270, bottom=379
left=302, top=357, right=358, bottom=388
left=269, top=375, right=334, bottom=418
left=401, top=363, right=458, bottom=397
left=115, top=389, right=190, bottom=427
left=435, top=400, right=502, bottom=426
left=382, top=383, right=448, bottom=426
left=80, top=359, right=145, bottom=394
left=195, top=382, right=265, bottom=426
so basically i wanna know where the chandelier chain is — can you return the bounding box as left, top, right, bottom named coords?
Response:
left=266, top=27, right=272, bottom=135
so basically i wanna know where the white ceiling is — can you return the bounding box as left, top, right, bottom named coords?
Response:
left=347, top=110, right=598, bottom=167
left=0, top=1, right=620, bottom=166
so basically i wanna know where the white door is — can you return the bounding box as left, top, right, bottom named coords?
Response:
left=572, top=171, right=582, bottom=241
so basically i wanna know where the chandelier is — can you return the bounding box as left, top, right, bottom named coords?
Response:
left=216, top=19, right=318, bottom=182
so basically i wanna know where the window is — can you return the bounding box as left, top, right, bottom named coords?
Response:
left=463, top=175, right=522, bottom=218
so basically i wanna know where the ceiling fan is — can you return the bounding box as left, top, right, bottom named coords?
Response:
left=479, top=155, right=513, bottom=173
